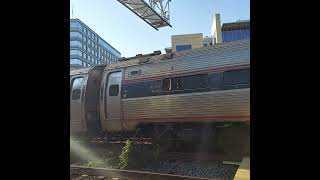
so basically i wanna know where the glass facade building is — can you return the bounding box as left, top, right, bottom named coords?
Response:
left=221, top=20, right=250, bottom=42
left=70, top=19, right=121, bottom=68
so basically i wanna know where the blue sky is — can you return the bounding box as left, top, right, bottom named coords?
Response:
left=70, top=0, right=250, bottom=57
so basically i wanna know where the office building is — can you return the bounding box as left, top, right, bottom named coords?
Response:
left=171, top=33, right=204, bottom=52
left=70, top=19, right=121, bottom=68
left=211, top=14, right=250, bottom=44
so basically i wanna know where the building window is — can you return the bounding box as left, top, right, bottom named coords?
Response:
left=176, top=45, right=192, bottom=52
left=70, top=58, right=82, bottom=66
left=222, top=26, right=250, bottom=42
left=70, top=40, right=82, bottom=47
left=70, top=21, right=82, bottom=30
left=70, top=50, right=82, bottom=56
left=70, top=59, right=77, bottom=64
left=70, top=31, right=82, bottom=39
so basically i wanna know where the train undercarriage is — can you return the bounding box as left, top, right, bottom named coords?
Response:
left=73, top=121, right=250, bottom=158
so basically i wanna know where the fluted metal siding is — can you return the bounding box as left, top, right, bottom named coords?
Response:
left=122, top=88, right=250, bottom=121
left=102, top=40, right=250, bottom=131
left=124, top=41, right=249, bottom=80
left=105, top=40, right=249, bottom=77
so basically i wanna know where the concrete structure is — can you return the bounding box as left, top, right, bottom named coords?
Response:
left=203, top=36, right=213, bottom=47
left=171, top=33, right=204, bottom=52
left=70, top=19, right=121, bottom=68
left=164, top=47, right=172, bottom=53
left=233, top=157, right=250, bottom=180
left=211, top=14, right=250, bottom=44
left=211, top=13, right=222, bottom=44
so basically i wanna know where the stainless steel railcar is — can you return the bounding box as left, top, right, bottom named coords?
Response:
left=70, top=40, right=250, bottom=154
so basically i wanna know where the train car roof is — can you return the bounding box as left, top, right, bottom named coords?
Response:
left=70, top=65, right=106, bottom=76
left=70, top=39, right=249, bottom=75
left=104, top=39, right=250, bottom=71
left=70, top=67, right=92, bottom=76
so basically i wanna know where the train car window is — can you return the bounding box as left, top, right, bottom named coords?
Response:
left=109, top=84, right=119, bottom=96
left=122, top=82, right=147, bottom=98
left=208, top=73, right=223, bottom=90
left=72, top=89, right=81, bottom=100
left=162, top=78, right=171, bottom=91
left=180, top=74, right=208, bottom=90
left=172, top=77, right=183, bottom=90
left=130, top=69, right=142, bottom=76
left=122, top=80, right=162, bottom=98
left=71, top=77, right=84, bottom=100
left=237, top=69, right=250, bottom=87
left=223, top=71, right=237, bottom=85
left=223, top=68, right=250, bottom=89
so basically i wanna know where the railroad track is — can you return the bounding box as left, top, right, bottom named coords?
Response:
left=70, top=166, right=223, bottom=180
left=161, top=152, right=243, bottom=162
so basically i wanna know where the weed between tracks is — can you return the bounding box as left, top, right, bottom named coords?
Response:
left=119, top=140, right=160, bottom=169
left=73, top=140, right=160, bottom=169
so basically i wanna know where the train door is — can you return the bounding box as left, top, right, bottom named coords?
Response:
left=106, top=71, right=123, bottom=132
left=70, top=76, right=85, bottom=133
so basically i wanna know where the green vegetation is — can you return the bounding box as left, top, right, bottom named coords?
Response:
left=118, top=140, right=160, bottom=169
left=77, top=140, right=160, bottom=170
left=83, top=159, right=106, bottom=168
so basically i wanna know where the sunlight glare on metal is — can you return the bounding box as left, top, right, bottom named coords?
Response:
left=70, top=136, right=102, bottom=163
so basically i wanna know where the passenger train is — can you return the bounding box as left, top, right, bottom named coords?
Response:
left=70, top=40, right=250, bottom=155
